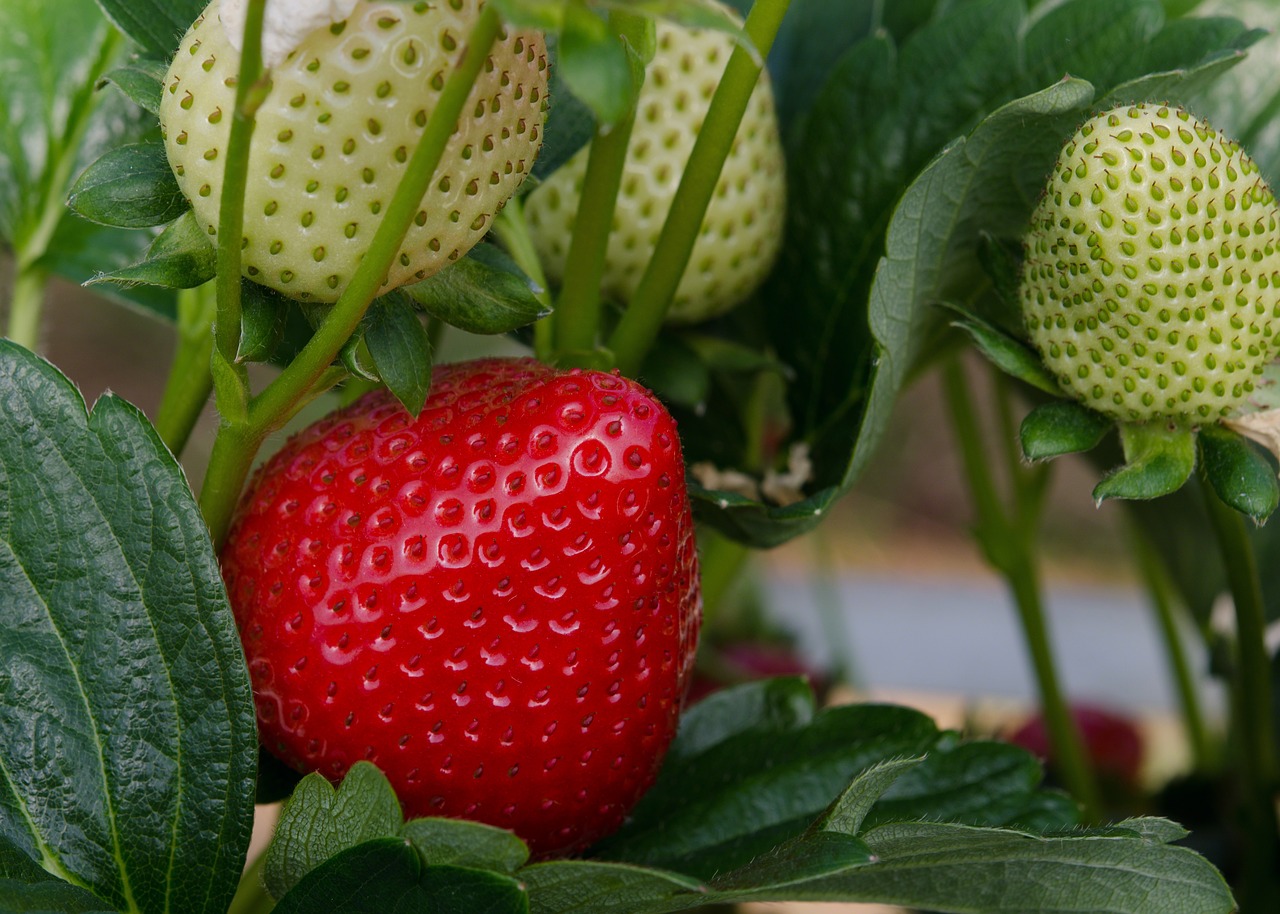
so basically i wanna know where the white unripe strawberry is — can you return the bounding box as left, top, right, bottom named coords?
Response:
left=1021, top=103, right=1280, bottom=423
left=523, top=6, right=786, bottom=324
left=160, top=0, right=548, bottom=303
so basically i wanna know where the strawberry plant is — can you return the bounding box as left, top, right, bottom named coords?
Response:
left=2, top=0, right=1279, bottom=912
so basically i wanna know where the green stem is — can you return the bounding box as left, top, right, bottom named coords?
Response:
left=6, top=28, right=122, bottom=349
left=941, top=358, right=1103, bottom=821
left=155, top=284, right=218, bottom=456
left=6, top=263, right=47, bottom=350
left=214, top=0, right=269, bottom=373
left=1128, top=522, right=1215, bottom=774
left=228, top=851, right=275, bottom=914
left=698, top=526, right=750, bottom=627
left=199, top=8, right=504, bottom=547
left=491, top=197, right=554, bottom=360
left=552, top=11, right=647, bottom=361
left=1199, top=478, right=1280, bottom=912
left=608, top=0, right=792, bottom=376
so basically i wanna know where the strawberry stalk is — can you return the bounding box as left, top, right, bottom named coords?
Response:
left=552, top=10, right=647, bottom=362
left=198, top=5, right=506, bottom=549
left=1198, top=477, right=1280, bottom=911
left=491, top=197, right=555, bottom=361
left=942, top=357, right=1104, bottom=821
left=608, top=0, right=790, bottom=377
left=154, top=282, right=217, bottom=455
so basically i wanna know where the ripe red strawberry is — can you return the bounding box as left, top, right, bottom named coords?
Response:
left=221, top=358, right=701, bottom=856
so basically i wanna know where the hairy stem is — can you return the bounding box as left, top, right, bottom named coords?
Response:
left=155, top=283, right=218, bottom=456
left=608, top=0, right=792, bottom=376
left=1199, top=478, right=1280, bottom=912
left=552, top=11, right=648, bottom=361
left=941, top=357, right=1102, bottom=821
left=6, top=264, right=47, bottom=350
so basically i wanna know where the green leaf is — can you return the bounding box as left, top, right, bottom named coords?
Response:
left=400, top=819, right=529, bottom=874
left=818, top=757, right=925, bottom=837
left=1199, top=423, right=1279, bottom=522
left=239, top=279, right=291, bottom=363
left=87, top=209, right=213, bottom=290
left=67, top=142, right=186, bottom=228
left=0, top=341, right=256, bottom=914
left=364, top=295, right=435, bottom=416
left=557, top=1, right=636, bottom=126
left=862, top=741, right=1078, bottom=832
left=1020, top=400, right=1114, bottom=461
left=0, top=0, right=138, bottom=252
left=403, top=245, right=547, bottom=334
left=735, top=819, right=1234, bottom=913
left=489, top=0, right=566, bottom=31
left=531, top=54, right=597, bottom=183
left=0, top=880, right=118, bottom=914
left=1021, top=0, right=1165, bottom=90
left=950, top=310, right=1061, bottom=397
left=100, top=58, right=168, bottom=115
left=595, top=696, right=939, bottom=877
left=93, top=0, right=205, bottom=59
left=264, top=763, right=405, bottom=901
left=273, top=840, right=528, bottom=914
left=1094, top=421, right=1197, bottom=502
left=522, top=861, right=704, bottom=914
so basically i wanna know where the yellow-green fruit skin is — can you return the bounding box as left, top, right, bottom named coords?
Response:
left=523, top=9, right=786, bottom=324
left=1021, top=103, right=1280, bottom=422
left=160, top=0, right=548, bottom=303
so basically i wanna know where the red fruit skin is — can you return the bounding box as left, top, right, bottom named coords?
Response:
left=221, top=358, right=701, bottom=856
left=1008, top=704, right=1144, bottom=789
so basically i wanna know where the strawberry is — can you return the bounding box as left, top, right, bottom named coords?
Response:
left=220, top=358, right=701, bottom=856
left=159, top=0, right=548, bottom=303
left=1008, top=703, right=1144, bottom=792
left=522, top=2, right=786, bottom=324
left=1021, top=103, right=1280, bottom=423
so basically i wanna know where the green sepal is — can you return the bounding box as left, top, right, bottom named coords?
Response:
left=87, top=209, right=213, bottom=290
left=364, top=293, right=435, bottom=417
left=1093, top=421, right=1196, bottom=503
left=1198, top=423, right=1279, bottom=523
left=211, top=346, right=251, bottom=425
left=1020, top=400, right=1113, bottom=462
left=239, top=280, right=291, bottom=363
left=99, top=57, right=167, bottom=115
left=403, top=245, right=547, bottom=335
left=557, top=0, right=637, bottom=126
left=66, top=141, right=186, bottom=228
left=399, top=819, right=530, bottom=874
left=949, top=307, right=1060, bottom=397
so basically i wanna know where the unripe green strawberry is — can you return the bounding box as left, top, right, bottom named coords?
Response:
left=523, top=5, right=786, bottom=324
left=159, top=0, right=548, bottom=303
left=1021, top=103, right=1280, bottom=423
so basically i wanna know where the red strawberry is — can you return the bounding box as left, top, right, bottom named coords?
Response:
left=221, top=358, right=701, bottom=856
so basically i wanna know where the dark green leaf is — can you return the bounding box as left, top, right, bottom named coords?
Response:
left=0, top=342, right=256, bottom=914
left=951, top=311, right=1061, bottom=396
left=557, top=1, right=636, bottom=126
left=403, top=246, right=546, bottom=334
left=596, top=699, right=939, bottom=877
left=729, top=819, right=1234, bottom=913
left=0, top=880, right=118, bottom=914
left=1094, top=421, right=1197, bottom=502
left=274, top=840, right=528, bottom=914
left=93, top=0, right=204, bottom=59
left=522, top=861, right=703, bottom=914
left=257, top=749, right=305, bottom=805
left=67, top=142, right=185, bottom=228
left=1021, top=0, right=1165, bottom=90
left=640, top=336, right=711, bottom=410
left=400, top=819, right=529, bottom=874
left=364, top=295, right=434, bottom=416
left=87, top=209, right=213, bottom=290
left=864, top=741, right=1078, bottom=832
left=264, top=763, right=404, bottom=901
left=100, top=58, right=168, bottom=115
left=1199, top=423, right=1279, bottom=522
left=1020, top=400, right=1114, bottom=461
left=707, top=830, right=874, bottom=893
